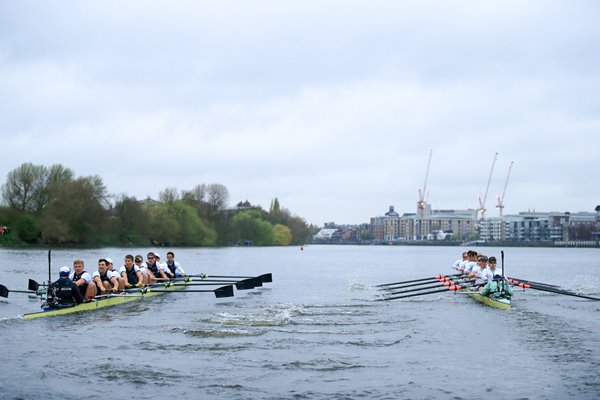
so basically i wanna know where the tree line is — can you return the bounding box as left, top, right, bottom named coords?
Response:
left=0, top=162, right=314, bottom=247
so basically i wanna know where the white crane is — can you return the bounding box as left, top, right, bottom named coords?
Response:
left=417, top=149, right=432, bottom=218
left=496, top=161, right=514, bottom=222
left=477, top=152, right=498, bottom=221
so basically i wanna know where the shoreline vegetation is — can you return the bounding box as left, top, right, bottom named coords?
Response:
left=0, top=162, right=315, bottom=248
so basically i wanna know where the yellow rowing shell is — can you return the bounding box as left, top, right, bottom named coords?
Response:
left=464, top=290, right=511, bottom=310
left=23, top=283, right=188, bottom=320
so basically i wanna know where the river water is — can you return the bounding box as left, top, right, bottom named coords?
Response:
left=0, top=245, right=599, bottom=399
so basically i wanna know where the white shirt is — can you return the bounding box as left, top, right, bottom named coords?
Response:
left=92, top=269, right=117, bottom=281
left=481, top=267, right=494, bottom=282
left=463, top=261, right=477, bottom=273
left=165, top=260, right=185, bottom=277
left=118, top=265, right=141, bottom=275
left=69, top=271, right=92, bottom=283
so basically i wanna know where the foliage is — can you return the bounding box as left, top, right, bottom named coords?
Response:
left=0, top=164, right=311, bottom=247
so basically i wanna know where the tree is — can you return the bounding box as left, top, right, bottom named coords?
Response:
left=273, top=224, right=292, bottom=245
left=38, top=176, right=110, bottom=244
left=232, top=210, right=275, bottom=246
left=148, top=201, right=217, bottom=246
left=112, top=195, right=149, bottom=245
left=159, top=187, right=179, bottom=204
left=1, top=162, right=47, bottom=212
left=206, top=184, right=229, bottom=215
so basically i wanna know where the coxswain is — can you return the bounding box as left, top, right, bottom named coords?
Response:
left=145, top=252, right=168, bottom=281
left=93, top=259, right=120, bottom=294
left=47, top=266, right=84, bottom=307
left=69, top=259, right=96, bottom=301
left=481, top=274, right=513, bottom=300
left=165, top=251, right=185, bottom=278
left=120, top=254, right=144, bottom=289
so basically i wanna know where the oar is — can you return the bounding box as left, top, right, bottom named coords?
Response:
left=203, top=273, right=273, bottom=283
left=140, top=285, right=234, bottom=298
left=512, top=281, right=600, bottom=301
left=384, top=277, right=476, bottom=297
left=376, top=274, right=463, bottom=288
left=175, top=278, right=255, bottom=290
left=0, top=284, right=36, bottom=298
left=378, top=280, right=482, bottom=301
left=381, top=275, right=469, bottom=291
left=507, top=277, right=561, bottom=289
left=188, top=277, right=263, bottom=287
left=188, top=273, right=272, bottom=283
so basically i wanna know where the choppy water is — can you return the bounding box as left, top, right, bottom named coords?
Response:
left=1, top=245, right=599, bottom=399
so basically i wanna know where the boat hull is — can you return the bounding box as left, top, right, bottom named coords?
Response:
left=465, top=291, right=511, bottom=310
left=23, top=283, right=188, bottom=319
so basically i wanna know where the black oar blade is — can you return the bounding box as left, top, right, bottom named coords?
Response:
left=251, top=277, right=263, bottom=287
left=259, top=273, right=272, bottom=283
left=0, top=284, right=9, bottom=298
left=214, top=285, right=234, bottom=298
left=28, top=279, right=40, bottom=291
left=234, top=279, right=255, bottom=290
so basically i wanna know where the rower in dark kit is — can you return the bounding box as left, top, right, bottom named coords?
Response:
left=93, top=259, right=120, bottom=294
left=47, top=266, right=84, bottom=307
left=165, top=251, right=186, bottom=278
left=145, top=252, right=168, bottom=281
left=119, top=254, right=144, bottom=289
left=69, top=259, right=97, bottom=301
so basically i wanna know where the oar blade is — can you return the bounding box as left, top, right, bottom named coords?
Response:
left=214, top=285, right=234, bottom=298
left=0, top=284, right=9, bottom=298
left=259, top=273, right=272, bottom=283
left=234, top=279, right=255, bottom=290
left=28, top=279, right=40, bottom=291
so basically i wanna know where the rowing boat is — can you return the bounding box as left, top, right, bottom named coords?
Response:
left=23, top=280, right=191, bottom=320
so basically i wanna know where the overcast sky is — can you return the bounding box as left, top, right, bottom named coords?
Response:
left=1, top=1, right=599, bottom=225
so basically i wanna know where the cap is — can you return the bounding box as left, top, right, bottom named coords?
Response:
left=154, top=252, right=161, bottom=259
left=59, top=266, right=70, bottom=276
left=105, top=258, right=113, bottom=264
left=134, top=255, right=143, bottom=262
left=489, top=256, right=497, bottom=264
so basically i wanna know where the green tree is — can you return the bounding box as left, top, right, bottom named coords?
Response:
left=1, top=162, right=47, bottom=212
left=112, top=195, right=149, bottom=245
left=148, top=201, right=217, bottom=246
left=232, top=210, right=275, bottom=246
left=38, top=176, right=109, bottom=244
left=273, top=224, right=292, bottom=245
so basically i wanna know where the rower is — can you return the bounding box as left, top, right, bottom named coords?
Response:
left=461, top=250, right=478, bottom=274
left=468, top=255, right=488, bottom=286
left=155, top=252, right=175, bottom=279
left=452, top=252, right=468, bottom=272
left=69, top=259, right=96, bottom=301
left=48, top=266, right=84, bottom=307
left=105, top=258, right=125, bottom=290
left=480, top=256, right=499, bottom=283
left=135, top=254, right=155, bottom=285
left=145, top=252, right=169, bottom=281
left=120, top=254, right=144, bottom=289
left=165, top=251, right=185, bottom=278
left=93, top=259, right=120, bottom=294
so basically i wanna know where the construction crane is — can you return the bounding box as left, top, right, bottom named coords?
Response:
left=417, top=149, right=432, bottom=218
left=496, top=161, right=514, bottom=222
left=477, top=152, right=498, bottom=221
